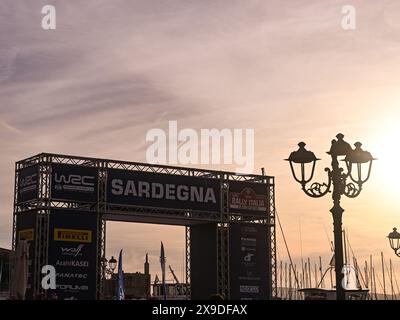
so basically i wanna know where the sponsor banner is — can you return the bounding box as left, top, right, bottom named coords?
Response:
left=229, top=181, right=268, bottom=216
left=59, top=244, right=85, bottom=257
left=18, top=228, right=34, bottom=241
left=229, top=223, right=269, bottom=300
left=15, top=212, right=37, bottom=299
left=54, top=228, right=92, bottom=243
left=51, top=164, right=98, bottom=202
left=57, top=273, right=88, bottom=279
left=48, top=210, right=98, bottom=300
left=107, top=169, right=221, bottom=212
left=17, top=165, right=39, bottom=203
left=55, top=260, right=89, bottom=268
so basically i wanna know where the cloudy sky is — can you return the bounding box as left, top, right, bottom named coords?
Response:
left=1, top=1, right=400, bottom=287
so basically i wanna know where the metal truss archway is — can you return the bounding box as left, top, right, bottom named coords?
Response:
left=13, top=153, right=277, bottom=299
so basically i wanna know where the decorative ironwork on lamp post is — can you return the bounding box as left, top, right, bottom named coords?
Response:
left=387, top=228, right=400, bottom=257
left=286, top=133, right=375, bottom=300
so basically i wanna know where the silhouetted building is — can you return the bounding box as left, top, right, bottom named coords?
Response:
left=0, top=247, right=11, bottom=298
left=104, top=254, right=151, bottom=300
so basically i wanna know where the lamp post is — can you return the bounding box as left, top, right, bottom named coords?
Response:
left=100, top=255, right=118, bottom=299
left=286, top=133, right=375, bottom=300
left=387, top=228, right=400, bottom=257
left=101, top=255, right=117, bottom=279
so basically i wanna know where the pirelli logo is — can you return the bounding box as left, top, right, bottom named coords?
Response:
left=54, top=228, right=92, bottom=243
left=19, top=228, right=34, bottom=241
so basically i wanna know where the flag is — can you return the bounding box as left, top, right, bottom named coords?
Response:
left=116, top=249, right=125, bottom=300
left=160, top=242, right=166, bottom=300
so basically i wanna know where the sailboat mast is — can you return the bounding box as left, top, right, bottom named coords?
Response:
left=284, top=262, right=288, bottom=299
left=364, top=260, right=369, bottom=290
left=279, top=260, right=283, bottom=298
left=372, top=267, right=378, bottom=300
left=299, top=219, right=305, bottom=289
left=314, top=263, right=317, bottom=288
left=370, top=255, right=373, bottom=298
left=393, top=263, right=400, bottom=298
left=289, top=263, right=292, bottom=300
left=319, top=256, right=323, bottom=288
left=381, top=252, right=387, bottom=300
left=390, top=258, right=394, bottom=300
left=343, top=230, right=348, bottom=265
left=294, top=268, right=297, bottom=299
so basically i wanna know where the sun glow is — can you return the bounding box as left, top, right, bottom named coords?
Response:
left=370, top=125, right=400, bottom=197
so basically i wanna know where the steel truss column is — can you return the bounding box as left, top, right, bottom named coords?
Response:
left=34, top=210, right=49, bottom=298
left=39, top=155, right=51, bottom=204
left=97, top=162, right=107, bottom=299
left=33, top=157, right=52, bottom=299
left=97, top=218, right=106, bottom=299
left=268, top=178, right=277, bottom=299
left=12, top=163, right=18, bottom=251
left=217, top=223, right=229, bottom=299
left=185, top=226, right=191, bottom=299
left=217, top=177, right=229, bottom=299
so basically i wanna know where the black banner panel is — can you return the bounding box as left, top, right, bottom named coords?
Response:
left=47, top=210, right=98, bottom=300
left=15, top=212, right=37, bottom=299
left=229, top=181, right=268, bottom=216
left=190, top=224, right=218, bottom=300
left=51, top=164, right=98, bottom=202
left=229, top=223, right=269, bottom=300
left=17, top=165, right=39, bottom=203
left=107, top=169, right=221, bottom=212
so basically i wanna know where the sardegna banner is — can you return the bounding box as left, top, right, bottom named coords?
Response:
left=107, top=169, right=221, bottom=212
left=51, top=164, right=98, bottom=202
left=47, top=210, right=98, bottom=300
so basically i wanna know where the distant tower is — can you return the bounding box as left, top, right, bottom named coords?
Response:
left=144, top=253, right=149, bottom=275
left=144, top=253, right=150, bottom=299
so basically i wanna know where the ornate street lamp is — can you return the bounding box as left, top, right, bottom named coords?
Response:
left=388, top=228, right=400, bottom=257
left=286, top=133, right=375, bottom=300
left=101, top=255, right=117, bottom=279
left=100, top=255, right=118, bottom=299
